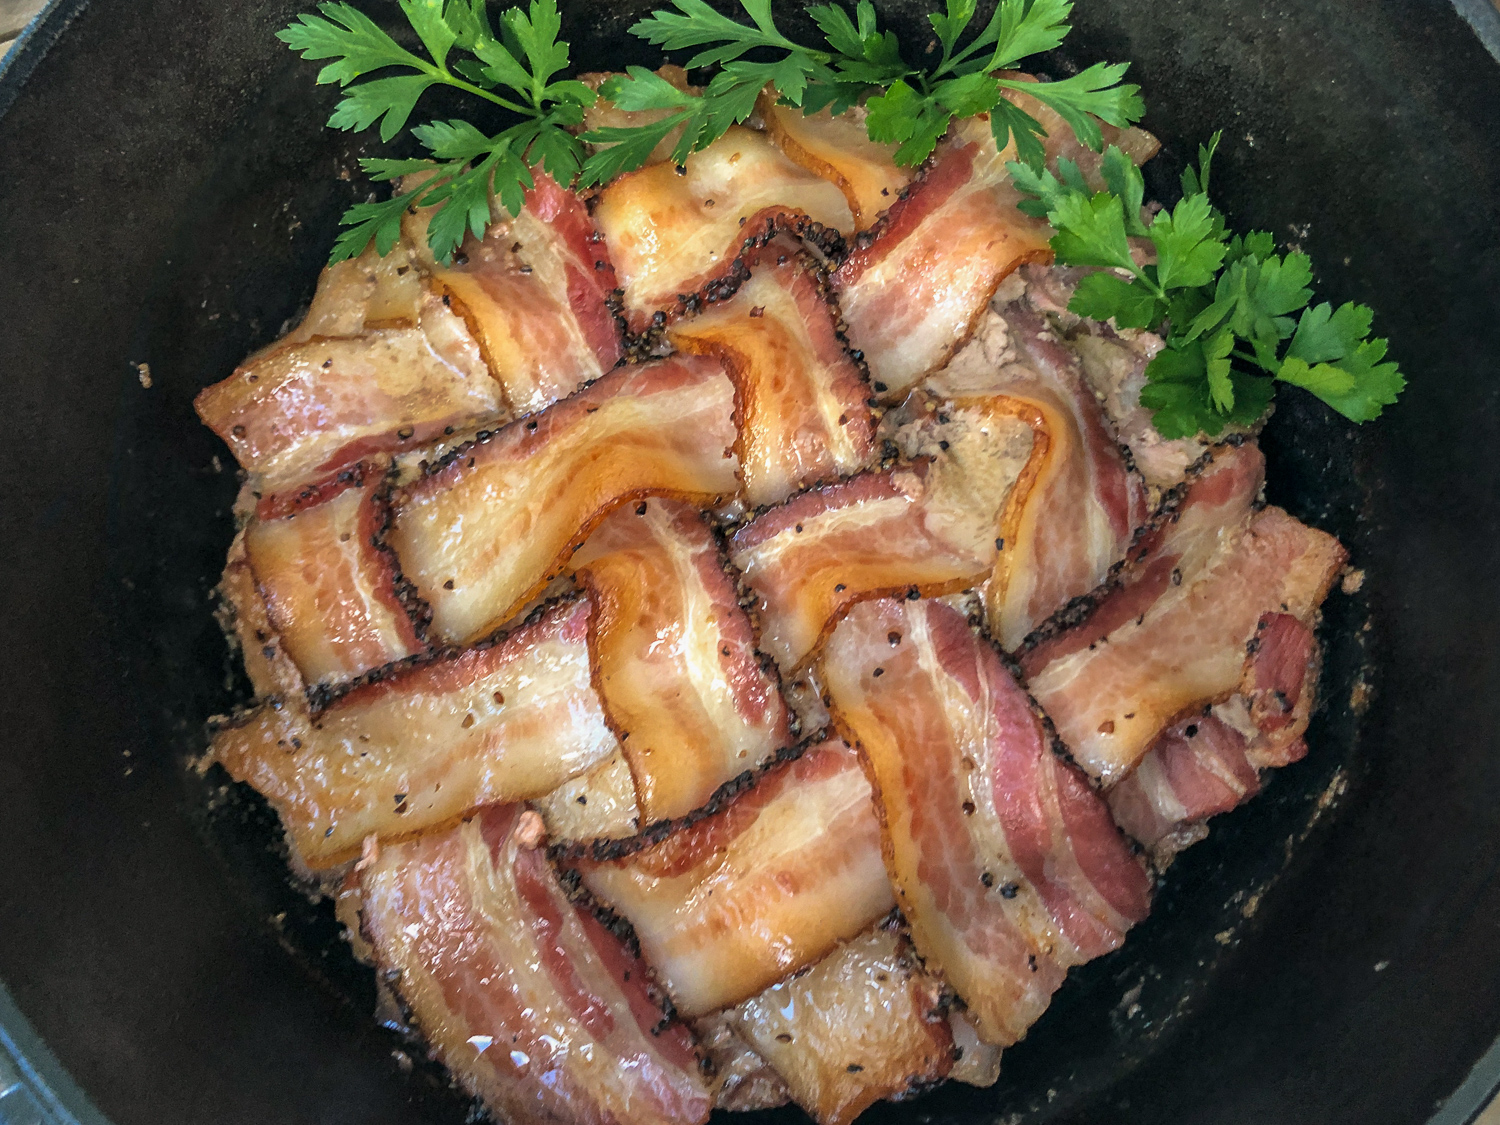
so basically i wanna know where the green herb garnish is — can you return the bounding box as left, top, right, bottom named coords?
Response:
left=278, top=0, right=1402, bottom=434
left=1009, top=134, right=1404, bottom=433
left=280, top=0, right=596, bottom=263
left=583, top=0, right=1141, bottom=174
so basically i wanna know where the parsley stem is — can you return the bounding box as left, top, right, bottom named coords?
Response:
left=431, top=66, right=533, bottom=116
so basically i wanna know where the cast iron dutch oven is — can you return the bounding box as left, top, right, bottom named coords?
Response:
left=1, top=0, right=1498, bottom=1122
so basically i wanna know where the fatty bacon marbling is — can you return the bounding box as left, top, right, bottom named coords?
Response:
left=360, top=804, right=712, bottom=1125
left=669, top=243, right=877, bottom=507
left=1021, top=442, right=1347, bottom=790
left=563, top=740, right=894, bottom=1019
left=821, top=597, right=1151, bottom=1046
left=388, top=355, right=741, bottom=644
left=571, top=499, right=793, bottom=822
left=213, top=596, right=617, bottom=868
left=730, top=398, right=1036, bottom=672
left=404, top=170, right=624, bottom=418
left=833, top=118, right=1053, bottom=401
left=1106, top=611, right=1323, bottom=860
left=195, top=273, right=504, bottom=493
left=238, top=463, right=422, bottom=689
left=593, top=126, right=854, bottom=333
left=929, top=300, right=1149, bottom=650
left=758, top=96, right=913, bottom=232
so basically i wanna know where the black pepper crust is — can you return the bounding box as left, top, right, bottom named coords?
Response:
left=547, top=731, right=829, bottom=868
left=304, top=590, right=589, bottom=714
left=368, top=463, right=433, bottom=646
left=549, top=872, right=696, bottom=1045
left=1010, top=440, right=1247, bottom=659
left=626, top=211, right=849, bottom=354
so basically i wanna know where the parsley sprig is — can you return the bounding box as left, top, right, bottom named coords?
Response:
left=1009, top=134, right=1405, bottom=435
left=280, top=0, right=1402, bottom=437
left=584, top=0, right=1143, bottom=173
left=280, top=0, right=596, bottom=263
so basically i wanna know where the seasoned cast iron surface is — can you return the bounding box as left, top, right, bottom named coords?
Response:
left=0, top=1, right=1496, bottom=1123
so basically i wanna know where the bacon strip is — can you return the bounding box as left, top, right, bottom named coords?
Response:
left=731, top=401, right=1035, bottom=672
left=212, top=597, right=617, bottom=867
left=218, top=527, right=305, bottom=701
left=760, top=97, right=912, bottom=231
left=388, top=355, right=741, bottom=644
left=240, top=464, right=422, bottom=687
left=531, top=750, right=642, bottom=843
left=407, top=171, right=623, bottom=417
left=566, top=740, right=894, bottom=1018
left=1108, top=612, right=1321, bottom=857
left=195, top=285, right=503, bottom=490
left=593, top=126, right=854, bottom=333
left=281, top=238, right=426, bottom=343
left=937, top=303, right=1148, bottom=649
left=833, top=118, right=1053, bottom=400
left=1022, top=442, right=1347, bottom=786
left=821, top=598, right=1150, bottom=1045
left=669, top=246, right=876, bottom=506
left=360, top=805, right=711, bottom=1125
left=1106, top=712, right=1259, bottom=854
left=573, top=499, right=792, bottom=822
left=724, top=925, right=952, bottom=1125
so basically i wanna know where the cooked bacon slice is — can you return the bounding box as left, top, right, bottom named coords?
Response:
left=218, top=527, right=305, bottom=701
left=731, top=401, right=1035, bottom=671
left=932, top=302, right=1147, bottom=649
left=593, top=126, right=854, bottom=333
left=212, top=597, right=617, bottom=868
left=1106, top=712, right=1259, bottom=854
left=567, top=740, right=894, bottom=1018
left=669, top=246, right=876, bottom=506
left=572, top=499, right=792, bottom=821
left=833, top=118, right=1053, bottom=400
left=531, top=750, right=642, bottom=843
left=406, top=171, right=623, bottom=417
left=724, top=925, right=952, bottom=1125
left=1022, top=443, right=1347, bottom=786
left=760, top=98, right=912, bottom=231
left=821, top=598, right=1150, bottom=1045
left=195, top=285, right=503, bottom=489
left=240, top=464, right=422, bottom=687
left=282, top=238, right=426, bottom=343
left=388, top=356, right=741, bottom=644
left=1013, top=263, right=1209, bottom=493
left=1109, top=612, right=1321, bottom=857
left=360, top=805, right=712, bottom=1125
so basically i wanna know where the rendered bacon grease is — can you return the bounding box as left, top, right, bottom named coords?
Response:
left=199, top=83, right=1350, bottom=1125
